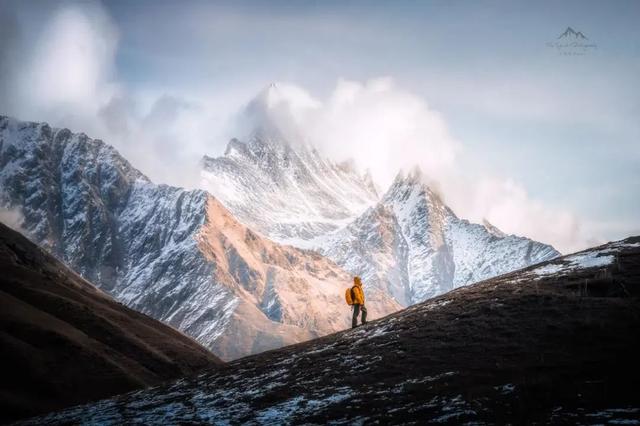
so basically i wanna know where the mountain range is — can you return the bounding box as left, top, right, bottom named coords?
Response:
left=0, top=115, right=399, bottom=361
left=200, top=85, right=560, bottom=306
left=2, top=86, right=559, bottom=360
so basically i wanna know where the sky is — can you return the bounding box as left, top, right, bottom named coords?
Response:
left=0, top=0, right=639, bottom=253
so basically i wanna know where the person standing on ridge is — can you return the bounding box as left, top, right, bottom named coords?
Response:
left=346, top=276, right=367, bottom=328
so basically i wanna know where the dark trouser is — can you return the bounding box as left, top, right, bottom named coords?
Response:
left=352, top=304, right=367, bottom=328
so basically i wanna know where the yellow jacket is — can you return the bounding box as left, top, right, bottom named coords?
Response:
left=352, top=277, right=365, bottom=305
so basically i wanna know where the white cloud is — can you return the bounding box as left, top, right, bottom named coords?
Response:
left=1, top=1, right=236, bottom=189
left=0, top=3, right=598, bottom=253
left=5, top=2, right=120, bottom=136
left=310, top=78, right=459, bottom=187
left=25, top=4, right=118, bottom=109
left=449, top=177, right=590, bottom=253
left=243, top=78, right=593, bottom=253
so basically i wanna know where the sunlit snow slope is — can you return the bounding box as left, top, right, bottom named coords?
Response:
left=201, top=85, right=378, bottom=244
left=199, top=86, right=559, bottom=306
left=314, top=168, right=560, bottom=305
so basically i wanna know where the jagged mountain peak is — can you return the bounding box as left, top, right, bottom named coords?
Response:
left=251, top=81, right=287, bottom=109
left=222, top=137, right=247, bottom=157
left=315, top=163, right=558, bottom=304
left=200, top=114, right=379, bottom=243
left=388, top=166, right=428, bottom=189
left=0, top=115, right=149, bottom=185
left=242, top=82, right=319, bottom=148
left=482, top=218, right=507, bottom=238
left=384, top=166, right=448, bottom=212
left=362, top=168, right=379, bottom=196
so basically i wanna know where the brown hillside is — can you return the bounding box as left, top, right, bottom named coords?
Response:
left=0, top=223, right=221, bottom=423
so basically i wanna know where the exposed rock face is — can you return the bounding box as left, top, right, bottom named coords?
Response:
left=23, top=237, right=640, bottom=425
left=0, top=115, right=401, bottom=361
left=195, top=197, right=400, bottom=360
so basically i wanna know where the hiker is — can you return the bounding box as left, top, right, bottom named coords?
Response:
left=346, top=276, right=367, bottom=328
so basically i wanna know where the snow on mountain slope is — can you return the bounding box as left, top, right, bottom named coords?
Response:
left=0, top=115, right=401, bottom=360
left=313, top=168, right=560, bottom=305
left=199, top=86, right=559, bottom=307
left=200, top=85, right=379, bottom=244
left=0, top=222, right=220, bottom=424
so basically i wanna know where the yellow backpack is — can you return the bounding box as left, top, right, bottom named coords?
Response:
left=345, top=286, right=356, bottom=305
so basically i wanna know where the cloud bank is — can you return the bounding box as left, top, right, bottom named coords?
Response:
left=0, top=1, right=595, bottom=253
left=0, top=1, right=232, bottom=188
left=240, top=79, right=591, bottom=253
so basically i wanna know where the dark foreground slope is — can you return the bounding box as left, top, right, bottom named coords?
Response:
left=0, top=224, right=222, bottom=424
left=21, top=237, right=640, bottom=425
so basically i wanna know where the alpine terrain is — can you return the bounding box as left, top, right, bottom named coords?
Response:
left=0, top=222, right=220, bottom=424
left=200, top=85, right=560, bottom=306
left=201, top=84, right=379, bottom=244
left=0, top=115, right=401, bottom=361
left=20, top=237, right=640, bottom=425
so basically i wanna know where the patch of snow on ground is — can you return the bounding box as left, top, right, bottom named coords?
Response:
left=431, top=394, right=477, bottom=423
left=254, top=387, right=353, bottom=424
left=394, top=371, right=459, bottom=393
left=569, top=252, right=615, bottom=269
left=551, top=407, right=640, bottom=424
left=530, top=263, right=565, bottom=276
left=420, top=299, right=453, bottom=311
left=529, top=249, right=615, bottom=278
left=494, top=383, right=516, bottom=394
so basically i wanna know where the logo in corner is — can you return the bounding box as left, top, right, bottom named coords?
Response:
left=547, top=27, right=597, bottom=56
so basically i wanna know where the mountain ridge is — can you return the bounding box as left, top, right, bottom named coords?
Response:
left=0, top=222, right=221, bottom=424
left=0, top=115, right=400, bottom=361
left=310, top=166, right=559, bottom=305
left=199, top=99, right=559, bottom=306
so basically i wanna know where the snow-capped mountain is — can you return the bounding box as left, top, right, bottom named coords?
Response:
left=0, top=222, right=220, bottom=423
left=314, top=168, right=560, bottom=305
left=201, top=84, right=379, bottom=245
left=199, top=87, right=560, bottom=306
left=0, top=115, right=400, bottom=360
